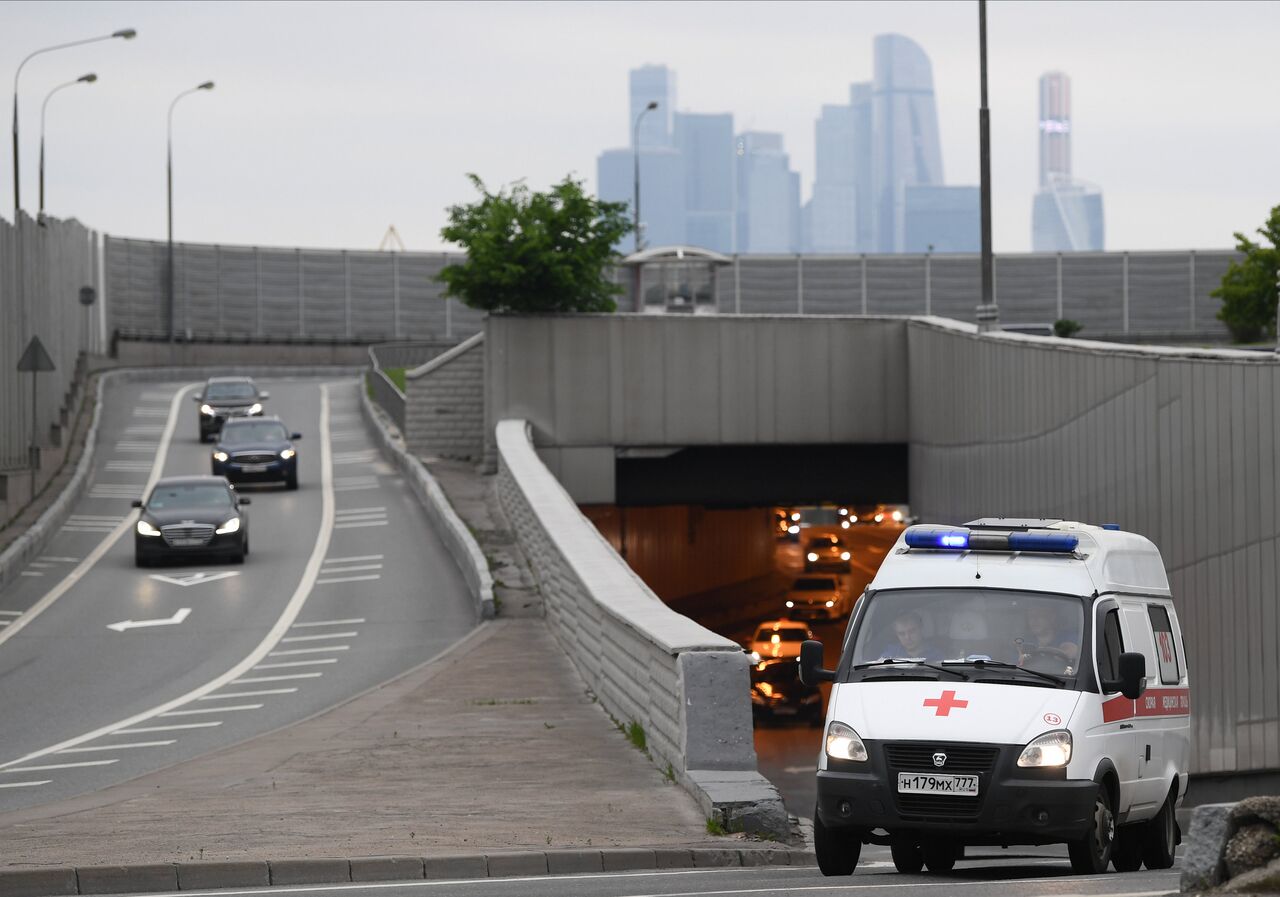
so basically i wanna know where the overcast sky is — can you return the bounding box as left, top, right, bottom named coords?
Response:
left=3, top=0, right=1277, bottom=253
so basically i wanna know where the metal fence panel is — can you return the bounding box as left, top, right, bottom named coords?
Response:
left=1062, top=252, right=1125, bottom=334
left=737, top=257, right=798, bottom=314
left=995, top=255, right=1058, bottom=324
left=929, top=256, right=981, bottom=320
left=800, top=256, right=863, bottom=314
left=866, top=256, right=926, bottom=315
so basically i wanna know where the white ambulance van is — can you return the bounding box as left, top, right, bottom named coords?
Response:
left=799, top=519, right=1190, bottom=876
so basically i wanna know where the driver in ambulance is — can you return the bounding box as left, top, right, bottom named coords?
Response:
left=1018, top=605, right=1080, bottom=669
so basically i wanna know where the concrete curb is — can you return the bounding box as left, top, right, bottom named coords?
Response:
left=0, top=848, right=814, bottom=895
left=360, top=381, right=496, bottom=621
left=0, top=365, right=362, bottom=595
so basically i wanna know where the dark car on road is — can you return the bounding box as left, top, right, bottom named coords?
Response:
left=133, top=476, right=250, bottom=566
left=750, top=657, right=823, bottom=725
left=212, top=417, right=301, bottom=489
left=194, top=377, right=269, bottom=442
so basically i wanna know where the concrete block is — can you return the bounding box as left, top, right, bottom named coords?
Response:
left=1221, top=855, right=1280, bottom=893
left=789, top=849, right=818, bottom=867
left=654, top=849, right=695, bottom=869
left=0, top=868, right=78, bottom=897
left=601, top=849, right=656, bottom=872
left=1181, top=802, right=1237, bottom=891
left=422, top=855, right=488, bottom=880
left=349, top=857, right=425, bottom=882
left=691, top=848, right=741, bottom=867
left=176, top=861, right=269, bottom=890
left=76, top=864, right=177, bottom=895
left=679, top=652, right=757, bottom=771
left=545, top=850, right=602, bottom=875
left=739, top=848, right=791, bottom=866
left=485, top=852, right=548, bottom=877
left=268, top=859, right=350, bottom=885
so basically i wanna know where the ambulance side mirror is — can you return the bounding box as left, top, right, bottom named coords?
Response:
left=1106, top=652, right=1147, bottom=700
left=799, top=640, right=834, bottom=686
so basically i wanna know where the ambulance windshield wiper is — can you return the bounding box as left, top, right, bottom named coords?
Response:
left=940, top=659, right=1065, bottom=687
left=853, top=659, right=969, bottom=680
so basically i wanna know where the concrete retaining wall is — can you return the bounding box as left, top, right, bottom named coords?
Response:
left=405, top=333, right=485, bottom=461
left=494, top=419, right=785, bottom=834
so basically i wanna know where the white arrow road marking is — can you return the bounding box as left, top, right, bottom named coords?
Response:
left=57, top=740, right=175, bottom=753
left=0, top=781, right=50, bottom=789
left=4, top=760, right=119, bottom=772
left=147, top=571, right=240, bottom=588
left=107, top=608, right=191, bottom=633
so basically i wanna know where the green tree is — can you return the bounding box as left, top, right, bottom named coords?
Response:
left=1214, top=205, right=1280, bottom=343
left=437, top=175, right=632, bottom=313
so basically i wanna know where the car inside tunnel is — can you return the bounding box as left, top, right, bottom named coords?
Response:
left=582, top=442, right=911, bottom=817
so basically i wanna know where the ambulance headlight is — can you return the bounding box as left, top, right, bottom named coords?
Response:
left=825, top=721, right=868, bottom=763
left=1017, top=730, right=1072, bottom=768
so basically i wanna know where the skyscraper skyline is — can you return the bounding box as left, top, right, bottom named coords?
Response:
left=1031, top=71, right=1105, bottom=251
left=630, top=64, right=676, bottom=149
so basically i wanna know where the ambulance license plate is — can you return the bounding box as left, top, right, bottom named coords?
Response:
left=897, top=773, right=979, bottom=796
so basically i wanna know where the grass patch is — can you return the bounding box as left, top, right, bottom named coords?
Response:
left=705, top=816, right=728, bottom=836
left=383, top=366, right=407, bottom=392
left=663, top=762, right=676, bottom=784
left=625, top=720, right=647, bottom=752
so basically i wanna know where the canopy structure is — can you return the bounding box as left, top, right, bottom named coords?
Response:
left=619, top=245, right=732, bottom=315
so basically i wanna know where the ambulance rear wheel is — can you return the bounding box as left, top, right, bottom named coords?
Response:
left=1142, top=790, right=1178, bottom=870
left=1069, top=784, right=1116, bottom=874
left=814, top=809, right=861, bottom=876
left=922, top=840, right=956, bottom=873
left=1111, top=826, right=1145, bottom=872
left=891, top=841, right=924, bottom=873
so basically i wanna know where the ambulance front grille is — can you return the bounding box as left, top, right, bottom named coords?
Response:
left=885, top=742, right=999, bottom=821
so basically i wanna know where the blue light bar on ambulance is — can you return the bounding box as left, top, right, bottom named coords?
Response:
left=905, top=526, right=1078, bottom=554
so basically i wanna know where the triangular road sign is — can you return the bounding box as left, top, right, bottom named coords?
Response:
left=16, top=336, right=55, bottom=372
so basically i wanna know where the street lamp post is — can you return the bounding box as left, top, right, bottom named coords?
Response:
left=167, top=81, right=214, bottom=343
left=39, top=73, right=97, bottom=220
left=12, top=28, right=134, bottom=214
left=631, top=100, right=658, bottom=312
left=975, top=0, right=999, bottom=332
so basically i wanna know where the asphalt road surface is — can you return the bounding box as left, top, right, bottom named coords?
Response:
left=0, top=377, right=476, bottom=812
left=114, top=846, right=1182, bottom=897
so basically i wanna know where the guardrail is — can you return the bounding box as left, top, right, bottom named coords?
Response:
left=366, top=346, right=406, bottom=435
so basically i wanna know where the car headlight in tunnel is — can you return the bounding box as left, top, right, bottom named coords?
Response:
left=875, top=513, right=884, bottom=523
left=215, top=517, right=241, bottom=535
left=749, top=651, right=761, bottom=663
left=807, top=552, right=819, bottom=562
left=838, top=507, right=848, bottom=516
left=200, top=404, right=215, bottom=416
left=213, top=451, right=229, bottom=462
left=280, top=449, right=296, bottom=460
left=892, top=510, right=904, bottom=522
left=248, top=403, right=263, bottom=415
left=841, top=520, right=850, bottom=529
left=785, top=600, right=794, bottom=608
left=136, top=520, right=161, bottom=537
left=826, top=721, right=868, bottom=762
left=825, top=600, right=835, bottom=608
left=840, top=551, right=851, bottom=561
left=788, top=525, right=799, bottom=534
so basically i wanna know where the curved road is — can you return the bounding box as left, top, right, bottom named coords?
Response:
left=0, top=377, right=475, bottom=812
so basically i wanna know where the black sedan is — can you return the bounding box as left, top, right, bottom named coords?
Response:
left=750, top=657, right=824, bottom=725
left=212, top=417, right=301, bottom=489
left=194, top=377, right=269, bottom=442
left=133, top=476, right=250, bottom=566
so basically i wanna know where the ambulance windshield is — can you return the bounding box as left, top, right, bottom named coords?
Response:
left=850, top=589, right=1084, bottom=680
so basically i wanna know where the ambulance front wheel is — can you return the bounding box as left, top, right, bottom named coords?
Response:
left=814, top=809, right=861, bottom=876
left=891, top=841, right=924, bottom=873
left=1068, top=784, right=1116, bottom=874
left=921, top=839, right=957, bottom=873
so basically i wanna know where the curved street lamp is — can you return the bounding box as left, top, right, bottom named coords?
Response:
left=632, top=100, right=658, bottom=253
left=167, top=81, right=214, bottom=342
left=12, top=28, right=135, bottom=213
left=39, top=73, right=97, bottom=219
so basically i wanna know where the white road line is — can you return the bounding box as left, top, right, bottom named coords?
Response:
left=318, top=564, right=383, bottom=573
left=333, top=485, right=380, bottom=492
left=197, top=688, right=298, bottom=700
left=333, top=507, right=385, bottom=515
left=114, top=443, right=157, bottom=452
left=331, top=514, right=387, bottom=523
left=232, top=673, right=323, bottom=684
left=105, top=461, right=153, bottom=471
left=57, top=740, right=176, bottom=753
left=0, top=610, right=21, bottom=616
left=321, top=554, right=383, bottom=564
left=0, top=383, right=335, bottom=772
left=3, top=759, right=118, bottom=772
left=68, top=515, right=125, bottom=522
left=253, top=658, right=338, bottom=670
left=0, top=781, right=50, bottom=789
left=20, top=571, right=42, bottom=577
left=39, top=556, right=80, bottom=563
left=159, top=704, right=263, bottom=717
left=291, top=618, right=366, bottom=628
left=29, top=562, right=53, bottom=568
left=332, top=522, right=389, bottom=530
left=280, top=631, right=358, bottom=643
left=114, top=722, right=223, bottom=734
left=0, top=621, right=10, bottom=627
left=268, top=646, right=348, bottom=657
left=315, top=573, right=382, bottom=583
left=0, top=383, right=197, bottom=652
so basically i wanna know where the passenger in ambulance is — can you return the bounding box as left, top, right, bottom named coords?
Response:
left=1017, top=605, right=1080, bottom=672
left=880, top=610, right=946, bottom=661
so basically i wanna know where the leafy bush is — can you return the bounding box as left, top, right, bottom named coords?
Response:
left=1214, top=205, right=1280, bottom=343
left=1053, top=319, right=1083, bottom=339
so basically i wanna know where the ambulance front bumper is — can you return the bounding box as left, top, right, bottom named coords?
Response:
left=816, top=741, right=1097, bottom=844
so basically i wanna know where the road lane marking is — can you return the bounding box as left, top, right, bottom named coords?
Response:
left=20, top=572, right=41, bottom=577
left=231, top=673, right=324, bottom=684
left=198, top=688, right=298, bottom=700
left=279, top=631, right=358, bottom=642
left=332, top=521, right=388, bottom=530
left=107, top=607, right=191, bottom=632
left=114, top=442, right=157, bottom=452
left=0, top=621, right=10, bottom=627
left=0, top=781, right=50, bottom=789
left=0, top=610, right=21, bottom=616
left=291, top=618, right=366, bottom=628
left=114, top=722, right=223, bottom=734
left=148, top=571, right=239, bottom=588
left=0, top=383, right=197, bottom=651
left=268, top=646, right=349, bottom=657
left=39, top=557, right=80, bottom=563
left=159, top=704, right=263, bottom=717
left=332, top=507, right=384, bottom=516
left=319, top=564, right=382, bottom=573
left=57, top=740, right=176, bottom=753
left=253, top=659, right=338, bottom=670
left=4, top=760, right=119, bottom=772
left=321, top=555, right=382, bottom=564
left=315, top=575, right=380, bottom=584
left=0, top=383, right=335, bottom=771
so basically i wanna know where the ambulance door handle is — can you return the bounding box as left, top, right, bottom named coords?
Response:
left=1119, top=723, right=1134, bottom=730
left=1145, top=745, right=1151, bottom=761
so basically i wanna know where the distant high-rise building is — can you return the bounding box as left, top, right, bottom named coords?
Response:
left=871, top=35, right=944, bottom=253
left=849, top=82, right=875, bottom=251
left=736, top=132, right=800, bottom=253
left=903, top=185, right=980, bottom=252
left=804, top=104, right=858, bottom=252
left=630, top=64, right=675, bottom=149
left=1031, top=71, right=1104, bottom=251
left=675, top=112, right=735, bottom=254
left=598, top=145, right=686, bottom=253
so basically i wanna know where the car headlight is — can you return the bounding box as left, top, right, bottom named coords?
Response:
left=807, top=552, right=819, bottom=562
left=785, top=600, right=794, bottom=608
left=840, top=551, right=851, bottom=561
left=826, top=721, right=868, bottom=762
left=136, top=520, right=162, bottom=537
left=200, top=404, right=215, bottom=416
left=788, top=525, right=799, bottom=534
left=215, top=517, right=241, bottom=535
left=892, top=510, right=904, bottom=522
left=841, top=520, right=850, bottom=529
left=280, top=448, right=296, bottom=460
left=1017, top=730, right=1072, bottom=768
left=213, top=451, right=229, bottom=462
left=248, top=403, right=263, bottom=415
left=825, top=600, right=835, bottom=608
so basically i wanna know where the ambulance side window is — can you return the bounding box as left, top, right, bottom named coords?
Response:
left=1146, top=604, right=1181, bottom=684
left=1097, top=609, right=1125, bottom=684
